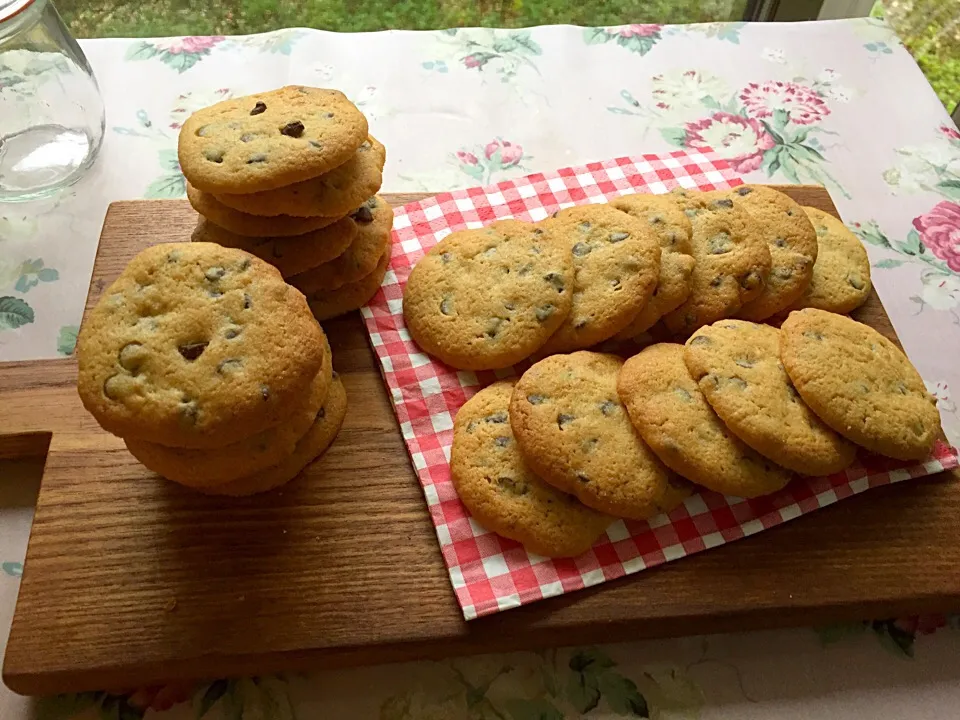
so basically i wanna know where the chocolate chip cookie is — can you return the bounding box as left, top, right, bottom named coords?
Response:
left=618, top=343, right=793, bottom=498
left=289, top=196, right=393, bottom=293
left=780, top=308, right=940, bottom=460
left=213, top=136, right=385, bottom=218
left=178, top=86, right=369, bottom=194
left=610, top=192, right=695, bottom=338
left=308, top=245, right=390, bottom=321
left=451, top=380, right=613, bottom=558
left=785, top=207, right=872, bottom=314
left=125, top=336, right=334, bottom=487
left=663, top=190, right=771, bottom=336
left=537, top=205, right=660, bottom=354
left=403, top=220, right=574, bottom=370
left=76, top=242, right=326, bottom=448
left=187, top=183, right=341, bottom=237
left=200, top=376, right=348, bottom=497
left=510, top=352, right=690, bottom=520
left=192, top=215, right=357, bottom=278
left=725, top=186, right=818, bottom=321
left=684, top=320, right=856, bottom=475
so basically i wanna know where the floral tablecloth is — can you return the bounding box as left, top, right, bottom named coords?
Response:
left=3, top=16, right=960, bottom=720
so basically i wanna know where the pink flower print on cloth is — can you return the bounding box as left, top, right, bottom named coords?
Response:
left=740, top=81, right=831, bottom=125
left=914, top=201, right=960, bottom=272
left=684, top=112, right=775, bottom=173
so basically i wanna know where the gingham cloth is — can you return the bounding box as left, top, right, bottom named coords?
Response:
left=360, top=150, right=960, bottom=620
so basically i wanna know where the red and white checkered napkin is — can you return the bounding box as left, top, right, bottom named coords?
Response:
left=360, top=150, right=960, bottom=620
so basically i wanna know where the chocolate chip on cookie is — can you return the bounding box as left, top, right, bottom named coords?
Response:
left=780, top=308, right=940, bottom=460
left=178, top=86, right=369, bottom=194
left=403, top=220, right=574, bottom=370
left=451, top=380, right=613, bottom=557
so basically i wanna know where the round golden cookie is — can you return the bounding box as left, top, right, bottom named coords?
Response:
left=125, top=339, right=333, bottom=487
left=403, top=220, right=573, bottom=370
left=537, top=204, right=660, bottom=354
left=178, top=86, right=369, bottom=194
left=684, top=320, right=856, bottom=475
left=610, top=193, right=695, bottom=339
left=76, top=242, right=326, bottom=448
left=289, top=196, right=393, bottom=293
left=663, top=190, right=772, bottom=336
left=785, top=207, right=872, bottom=314
left=779, top=309, right=940, bottom=460
left=451, top=380, right=613, bottom=558
left=725, top=186, right=818, bottom=321
left=617, top=343, right=793, bottom=498
left=214, top=136, right=385, bottom=218
left=308, top=247, right=390, bottom=321
left=192, top=215, right=356, bottom=278
left=509, top=352, right=691, bottom=520
left=199, top=376, right=347, bottom=497
left=187, top=183, right=340, bottom=237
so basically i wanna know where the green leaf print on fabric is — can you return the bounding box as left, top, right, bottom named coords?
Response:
left=427, top=29, right=542, bottom=83
left=613, top=69, right=851, bottom=198
left=0, top=296, right=34, bottom=330
left=505, top=698, right=564, bottom=720
left=36, top=691, right=144, bottom=720
left=14, top=258, right=59, bottom=293
left=124, top=37, right=224, bottom=74
left=377, top=647, right=680, bottom=719
left=57, top=324, right=79, bottom=356
left=146, top=148, right=186, bottom=198
left=2, top=561, right=23, bottom=577
left=884, top=125, right=960, bottom=200
left=454, top=139, right=531, bottom=185
left=582, top=26, right=663, bottom=57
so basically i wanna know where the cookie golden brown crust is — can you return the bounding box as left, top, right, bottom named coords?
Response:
left=76, top=242, right=325, bottom=448
left=308, top=246, right=390, bottom=321
left=450, top=381, right=613, bottom=558
left=403, top=220, right=574, bottom=370
left=726, top=186, right=818, bottom=321
left=178, top=86, right=368, bottom=194
left=510, top=352, right=689, bottom=520
left=198, top=376, right=348, bottom=497
left=213, top=136, right=385, bottom=218
left=785, top=207, right=872, bottom=314
left=684, top=320, right=856, bottom=475
left=187, top=183, right=341, bottom=237
left=537, top=205, right=660, bottom=354
left=191, top=215, right=356, bottom=278
left=618, top=343, right=793, bottom=498
left=779, top=309, right=940, bottom=460
left=290, top=196, right=393, bottom=293
left=125, top=336, right=334, bottom=486
left=610, top=193, right=695, bottom=339
left=663, top=190, right=772, bottom=336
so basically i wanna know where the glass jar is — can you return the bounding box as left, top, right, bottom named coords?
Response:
left=0, top=0, right=105, bottom=201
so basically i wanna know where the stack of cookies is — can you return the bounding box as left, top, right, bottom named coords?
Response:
left=402, top=185, right=874, bottom=370
left=450, top=311, right=941, bottom=558
left=75, top=242, right=347, bottom=496
left=178, top=86, right=394, bottom=323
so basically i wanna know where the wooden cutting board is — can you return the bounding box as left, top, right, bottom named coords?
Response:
left=3, top=187, right=959, bottom=696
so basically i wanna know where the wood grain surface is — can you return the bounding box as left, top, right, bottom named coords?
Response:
left=3, top=187, right=958, bottom=696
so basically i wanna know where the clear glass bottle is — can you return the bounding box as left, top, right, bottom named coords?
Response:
left=0, top=0, right=105, bottom=201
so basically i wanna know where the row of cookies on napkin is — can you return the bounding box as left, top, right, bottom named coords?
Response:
left=402, top=185, right=873, bottom=370
left=450, top=309, right=941, bottom=558
left=178, top=86, right=393, bottom=323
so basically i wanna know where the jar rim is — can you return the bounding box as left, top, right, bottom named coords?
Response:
left=0, top=0, right=35, bottom=24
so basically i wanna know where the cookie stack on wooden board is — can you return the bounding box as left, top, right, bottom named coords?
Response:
left=449, top=311, right=941, bottom=557
left=178, top=86, right=393, bottom=323
left=75, top=242, right=347, bottom=496
left=402, top=185, right=874, bottom=370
